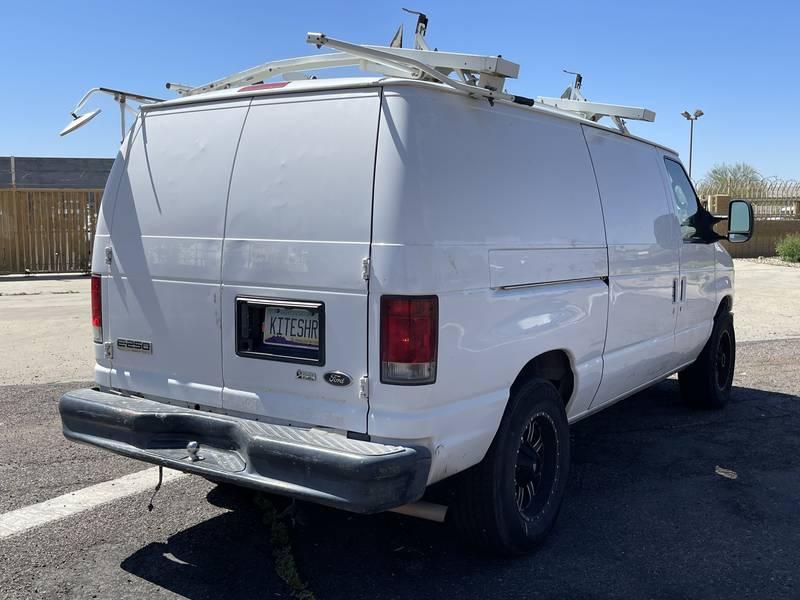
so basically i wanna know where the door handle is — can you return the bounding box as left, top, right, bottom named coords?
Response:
left=680, top=276, right=687, bottom=302
left=672, top=278, right=678, bottom=303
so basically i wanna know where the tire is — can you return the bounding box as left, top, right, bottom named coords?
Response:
left=450, top=378, right=570, bottom=555
left=679, top=310, right=736, bottom=409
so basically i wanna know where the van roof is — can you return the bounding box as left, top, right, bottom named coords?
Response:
left=145, top=75, right=679, bottom=157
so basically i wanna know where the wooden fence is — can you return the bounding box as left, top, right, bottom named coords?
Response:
left=720, top=219, right=800, bottom=259
left=0, top=189, right=102, bottom=275
left=705, top=194, right=800, bottom=258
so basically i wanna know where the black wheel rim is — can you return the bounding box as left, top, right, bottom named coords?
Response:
left=514, top=413, right=558, bottom=520
left=715, top=330, right=733, bottom=390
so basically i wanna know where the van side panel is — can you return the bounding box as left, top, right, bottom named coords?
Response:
left=220, top=90, right=381, bottom=433
left=582, top=126, right=681, bottom=409
left=106, top=101, right=251, bottom=408
left=370, top=88, right=609, bottom=483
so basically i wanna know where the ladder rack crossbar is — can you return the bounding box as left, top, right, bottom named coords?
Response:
left=358, top=46, right=520, bottom=78
left=307, top=33, right=517, bottom=104
left=170, top=35, right=521, bottom=98
left=536, top=96, right=656, bottom=123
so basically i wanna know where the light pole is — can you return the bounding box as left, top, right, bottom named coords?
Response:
left=681, top=109, right=704, bottom=178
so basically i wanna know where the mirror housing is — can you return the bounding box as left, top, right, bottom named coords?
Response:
left=59, top=109, right=102, bottom=137
left=727, top=200, right=754, bottom=243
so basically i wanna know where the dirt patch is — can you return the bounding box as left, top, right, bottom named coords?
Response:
left=0, top=277, right=93, bottom=385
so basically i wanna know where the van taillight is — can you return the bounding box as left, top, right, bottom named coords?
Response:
left=91, top=274, right=102, bottom=343
left=380, top=296, right=438, bottom=385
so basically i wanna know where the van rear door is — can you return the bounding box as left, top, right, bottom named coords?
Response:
left=221, top=89, right=381, bottom=434
left=106, top=100, right=250, bottom=408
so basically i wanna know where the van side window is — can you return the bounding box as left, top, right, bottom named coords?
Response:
left=663, top=158, right=703, bottom=241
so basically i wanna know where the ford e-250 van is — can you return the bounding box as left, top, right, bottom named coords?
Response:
left=58, top=30, right=754, bottom=555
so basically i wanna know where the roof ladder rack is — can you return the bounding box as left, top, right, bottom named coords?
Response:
left=165, top=14, right=655, bottom=131
left=60, top=11, right=658, bottom=140
left=167, top=35, right=531, bottom=106
left=536, top=71, right=655, bottom=133
left=166, top=11, right=535, bottom=106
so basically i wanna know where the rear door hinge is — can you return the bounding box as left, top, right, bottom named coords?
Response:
left=359, top=375, right=369, bottom=400
left=361, top=257, right=370, bottom=281
left=104, top=341, right=114, bottom=359
left=104, top=246, right=113, bottom=265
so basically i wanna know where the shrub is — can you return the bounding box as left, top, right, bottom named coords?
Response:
left=776, top=234, right=800, bottom=262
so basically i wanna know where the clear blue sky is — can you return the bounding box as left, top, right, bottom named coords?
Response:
left=2, top=0, right=798, bottom=181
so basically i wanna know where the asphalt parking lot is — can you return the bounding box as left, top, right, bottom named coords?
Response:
left=1, top=260, right=798, bottom=599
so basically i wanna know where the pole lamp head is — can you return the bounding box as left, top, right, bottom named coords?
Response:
left=681, top=109, right=704, bottom=121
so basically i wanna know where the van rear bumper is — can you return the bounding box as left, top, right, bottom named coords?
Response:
left=59, top=388, right=430, bottom=514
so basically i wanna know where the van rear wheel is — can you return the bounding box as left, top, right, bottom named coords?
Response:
left=450, top=378, right=570, bottom=555
left=679, top=310, right=736, bottom=409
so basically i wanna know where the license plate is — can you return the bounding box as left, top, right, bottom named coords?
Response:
left=236, top=298, right=325, bottom=365
left=263, top=306, right=320, bottom=350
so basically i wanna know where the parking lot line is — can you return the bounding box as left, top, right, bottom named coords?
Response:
left=0, top=467, right=184, bottom=539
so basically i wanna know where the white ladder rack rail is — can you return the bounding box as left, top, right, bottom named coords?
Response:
left=536, top=97, right=656, bottom=134
left=167, top=32, right=534, bottom=107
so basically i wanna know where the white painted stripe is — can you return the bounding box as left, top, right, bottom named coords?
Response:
left=0, top=467, right=185, bottom=539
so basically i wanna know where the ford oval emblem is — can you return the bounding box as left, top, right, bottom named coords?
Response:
left=324, top=371, right=352, bottom=387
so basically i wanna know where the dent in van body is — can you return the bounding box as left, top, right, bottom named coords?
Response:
left=103, top=101, right=251, bottom=409
left=488, top=247, right=607, bottom=289
left=219, top=90, right=383, bottom=433
left=368, top=275, right=608, bottom=484
left=368, top=89, right=610, bottom=483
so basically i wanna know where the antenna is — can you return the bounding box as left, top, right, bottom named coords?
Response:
left=569, top=71, right=582, bottom=90
left=561, top=70, right=583, bottom=99
left=402, top=8, right=429, bottom=50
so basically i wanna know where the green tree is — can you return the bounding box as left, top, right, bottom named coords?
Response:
left=697, top=162, right=762, bottom=196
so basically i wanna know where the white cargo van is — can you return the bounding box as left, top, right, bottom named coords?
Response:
left=59, top=29, right=754, bottom=555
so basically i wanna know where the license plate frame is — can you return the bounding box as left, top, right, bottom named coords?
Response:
left=235, top=297, right=325, bottom=366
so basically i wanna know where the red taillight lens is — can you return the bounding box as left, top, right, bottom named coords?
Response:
left=91, top=274, right=102, bottom=343
left=380, top=296, right=438, bottom=385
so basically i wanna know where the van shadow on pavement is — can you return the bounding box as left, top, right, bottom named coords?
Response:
left=121, top=380, right=800, bottom=600
left=119, top=485, right=279, bottom=599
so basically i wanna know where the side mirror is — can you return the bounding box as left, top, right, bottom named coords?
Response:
left=727, top=200, right=754, bottom=243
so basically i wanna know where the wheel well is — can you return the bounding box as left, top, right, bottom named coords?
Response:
left=510, top=350, right=574, bottom=408
left=717, top=295, right=733, bottom=317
